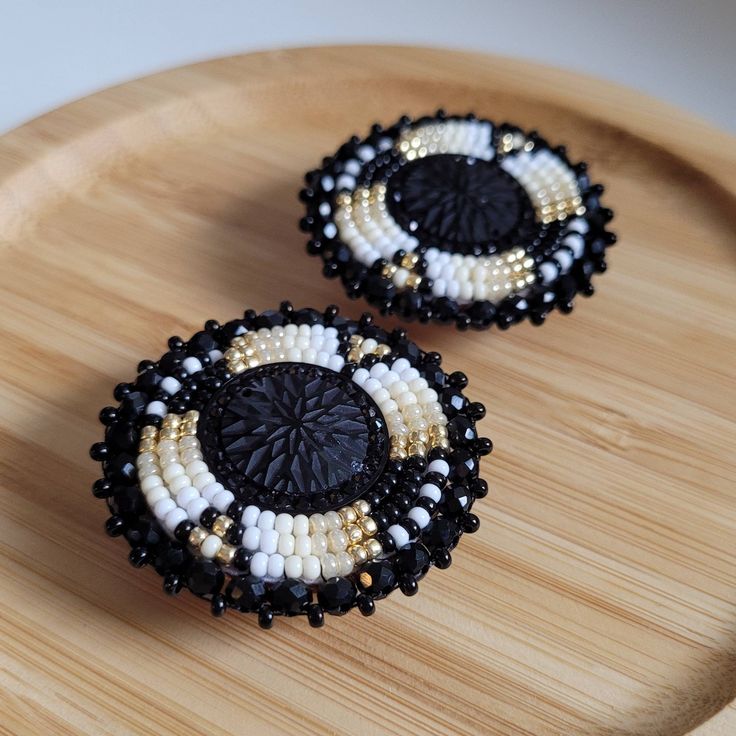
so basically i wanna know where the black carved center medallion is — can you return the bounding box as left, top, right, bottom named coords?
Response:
left=387, top=154, right=536, bottom=255
left=198, top=362, right=388, bottom=513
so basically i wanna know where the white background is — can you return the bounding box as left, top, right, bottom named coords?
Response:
left=1, top=0, right=735, bottom=135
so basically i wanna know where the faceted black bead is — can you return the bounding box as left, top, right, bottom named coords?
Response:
left=154, top=543, right=188, bottom=574
left=255, top=310, right=286, bottom=329
left=395, top=542, right=431, bottom=578
left=358, top=561, right=396, bottom=599
left=450, top=449, right=478, bottom=481
left=433, top=297, right=459, bottom=324
left=163, top=573, right=183, bottom=595
left=106, top=422, right=139, bottom=452
left=307, top=603, right=325, bottom=627
left=136, top=369, right=163, bottom=393
left=462, top=512, right=481, bottom=533
left=89, top=442, right=108, bottom=461
left=398, top=574, right=419, bottom=596
left=271, top=579, right=310, bottom=615
left=447, top=415, right=477, bottom=445
left=104, top=453, right=137, bottom=483
left=425, top=517, right=459, bottom=550
left=441, top=387, right=467, bottom=417
left=395, top=339, right=421, bottom=363
left=120, top=391, right=148, bottom=418
left=293, top=307, right=322, bottom=325
left=468, top=300, right=496, bottom=328
left=258, top=604, right=274, bottom=629
left=226, top=574, right=267, bottom=611
left=105, top=515, right=125, bottom=537
left=211, top=594, right=227, bottom=617
left=174, top=520, right=195, bottom=543
left=442, top=485, right=471, bottom=516
left=128, top=547, right=149, bottom=568
left=92, top=478, right=113, bottom=498
left=356, top=593, right=375, bottom=616
left=233, top=547, right=253, bottom=571
left=125, top=520, right=161, bottom=549
left=188, top=330, right=219, bottom=353
left=318, top=577, right=357, bottom=614
left=187, top=560, right=224, bottom=596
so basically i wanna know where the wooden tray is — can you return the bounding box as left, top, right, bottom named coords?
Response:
left=1, top=47, right=734, bottom=736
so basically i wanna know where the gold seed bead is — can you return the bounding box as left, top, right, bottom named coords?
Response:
left=408, top=441, right=426, bottom=457
left=352, top=499, right=371, bottom=517
left=400, top=252, right=420, bottom=269
left=138, top=438, right=157, bottom=453
left=390, top=447, right=408, bottom=461
left=408, top=429, right=429, bottom=445
left=212, top=515, right=234, bottom=538
left=381, top=263, right=398, bottom=279
left=357, top=516, right=378, bottom=537
left=188, top=527, right=208, bottom=548
left=159, top=427, right=180, bottom=441
left=374, top=344, right=391, bottom=357
left=345, top=524, right=363, bottom=545
left=181, top=422, right=197, bottom=437
left=184, top=410, right=199, bottom=422
left=231, top=362, right=247, bottom=374
left=245, top=356, right=260, bottom=368
left=216, top=543, right=236, bottom=566
left=140, top=425, right=157, bottom=438
left=405, top=274, right=423, bottom=290
left=224, top=347, right=243, bottom=362
left=161, top=414, right=181, bottom=428
left=349, top=544, right=369, bottom=565
left=429, top=424, right=448, bottom=438
left=338, top=506, right=358, bottom=525
left=364, top=538, right=383, bottom=560
left=349, top=334, right=364, bottom=346
left=231, top=336, right=247, bottom=348
left=347, top=349, right=362, bottom=363
left=431, top=437, right=451, bottom=450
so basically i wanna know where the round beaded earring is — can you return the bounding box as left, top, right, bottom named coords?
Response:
left=300, top=111, right=615, bottom=330
left=91, top=304, right=490, bottom=626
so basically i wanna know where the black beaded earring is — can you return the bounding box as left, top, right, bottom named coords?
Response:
left=92, top=304, right=490, bottom=625
left=300, top=111, right=615, bottom=329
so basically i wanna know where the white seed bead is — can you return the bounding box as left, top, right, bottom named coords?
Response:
left=201, top=482, right=223, bottom=503
left=259, top=529, right=279, bottom=555
left=168, top=474, right=191, bottom=493
left=182, top=357, right=203, bottom=374
left=408, top=506, right=431, bottom=529
left=250, top=551, right=268, bottom=578
left=159, top=376, right=181, bottom=396
left=391, top=358, right=410, bottom=373
left=145, top=401, right=167, bottom=417
left=427, top=459, right=450, bottom=476
left=175, top=486, right=199, bottom=508
left=324, top=510, right=342, bottom=530
left=164, top=507, right=188, bottom=533
left=242, top=526, right=261, bottom=551
left=211, top=489, right=233, bottom=511
left=274, top=513, right=294, bottom=535
left=257, top=510, right=276, bottom=530
left=185, top=460, right=208, bottom=478
left=419, top=483, right=442, bottom=502
left=200, top=534, right=223, bottom=559
left=321, top=553, right=339, bottom=579
left=187, top=496, right=209, bottom=523
left=336, top=551, right=355, bottom=576
left=388, top=524, right=410, bottom=548
left=153, top=497, right=176, bottom=519
left=145, top=485, right=168, bottom=506
left=301, top=555, right=321, bottom=581
left=162, top=463, right=185, bottom=482
left=309, top=513, right=327, bottom=534
left=292, top=514, right=309, bottom=537
left=363, top=378, right=382, bottom=395
left=140, top=474, right=163, bottom=492
left=242, top=505, right=260, bottom=527
left=294, top=534, right=311, bottom=557
left=267, top=553, right=285, bottom=578
left=278, top=533, right=296, bottom=557
left=193, top=472, right=216, bottom=490
left=310, top=532, right=328, bottom=556
left=284, top=555, right=303, bottom=579
left=352, top=368, right=370, bottom=386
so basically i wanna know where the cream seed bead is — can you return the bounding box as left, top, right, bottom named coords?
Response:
left=180, top=448, right=203, bottom=464
left=178, top=436, right=199, bottom=450
left=310, top=532, right=328, bottom=556
left=250, top=552, right=268, bottom=578
left=267, top=553, right=285, bottom=579
left=327, top=529, right=348, bottom=553
left=242, top=505, right=260, bottom=527
left=301, top=555, right=321, bottom=581
left=380, top=370, right=400, bottom=387
left=292, top=514, right=309, bottom=537
left=192, top=472, right=216, bottom=490
left=185, top=460, right=208, bottom=477
left=242, top=526, right=261, bottom=551
left=138, top=464, right=161, bottom=480
left=200, top=534, right=223, bottom=559
left=336, top=551, right=355, bottom=576
left=187, top=497, right=209, bottom=523
left=274, top=513, right=294, bottom=535
left=164, top=507, right=188, bottom=533
left=278, top=533, right=296, bottom=556
left=321, top=553, right=339, bottom=579
left=284, top=555, right=303, bottom=579
left=294, top=534, right=311, bottom=557
left=137, top=451, right=157, bottom=466
left=309, top=513, right=327, bottom=534
left=257, top=510, right=276, bottom=530
left=363, top=378, right=382, bottom=395
left=259, top=529, right=279, bottom=555
left=324, top=510, right=342, bottom=530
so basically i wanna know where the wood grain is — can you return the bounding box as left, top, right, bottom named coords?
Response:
left=0, top=46, right=734, bottom=736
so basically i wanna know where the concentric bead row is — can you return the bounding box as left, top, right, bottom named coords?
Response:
left=397, top=119, right=494, bottom=161
left=352, top=356, right=449, bottom=460
left=500, top=148, right=584, bottom=224
left=225, top=323, right=344, bottom=375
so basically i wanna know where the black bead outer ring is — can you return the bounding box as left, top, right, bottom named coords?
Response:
left=91, top=304, right=490, bottom=626
left=300, top=111, right=616, bottom=330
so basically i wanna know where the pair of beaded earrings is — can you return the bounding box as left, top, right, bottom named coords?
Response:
left=90, top=112, right=615, bottom=627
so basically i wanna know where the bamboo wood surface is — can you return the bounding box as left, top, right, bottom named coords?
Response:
left=0, top=46, right=734, bottom=736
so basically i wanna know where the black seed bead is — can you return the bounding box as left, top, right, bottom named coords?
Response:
left=227, top=501, right=245, bottom=523
left=401, top=518, right=421, bottom=539
left=174, top=520, right=195, bottom=543
left=462, top=512, right=481, bottom=533
left=398, top=574, right=419, bottom=596
left=471, top=478, right=489, bottom=499
left=307, top=603, right=325, bottom=627
left=427, top=446, right=448, bottom=463
left=356, top=593, right=375, bottom=616
left=113, top=382, right=134, bottom=401
left=128, top=547, right=149, bottom=568
left=449, top=371, right=469, bottom=389
left=187, top=559, right=224, bottom=596
left=163, top=573, right=183, bottom=595
left=468, top=402, right=486, bottom=420
left=233, top=547, right=253, bottom=571
left=365, top=490, right=382, bottom=509
left=199, top=507, right=219, bottom=529
left=376, top=530, right=395, bottom=554
left=405, top=455, right=427, bottom=474
left=475, top=437, right=493, bottom=456
left=394, top=493, right=412, bottom=513
left=433, top=548, right=452, bottom=569
left=89, top=442, right=109, bottom=461
left=455, top=313, right=471, bottom=330
left=99, top=406, right=118, bottom=426
left=105, top=515, right=125, bottom=536
left=423, top=471, right=447, bottom=489
left=416, top=496, right=437, bottom=514
left=258, top=604, right=274, bottom=629
left=211, top=594, right=227, bottom=617
left=92, top=478, right=113, bottom=498
left=226, top=524, right=243, bottom=546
